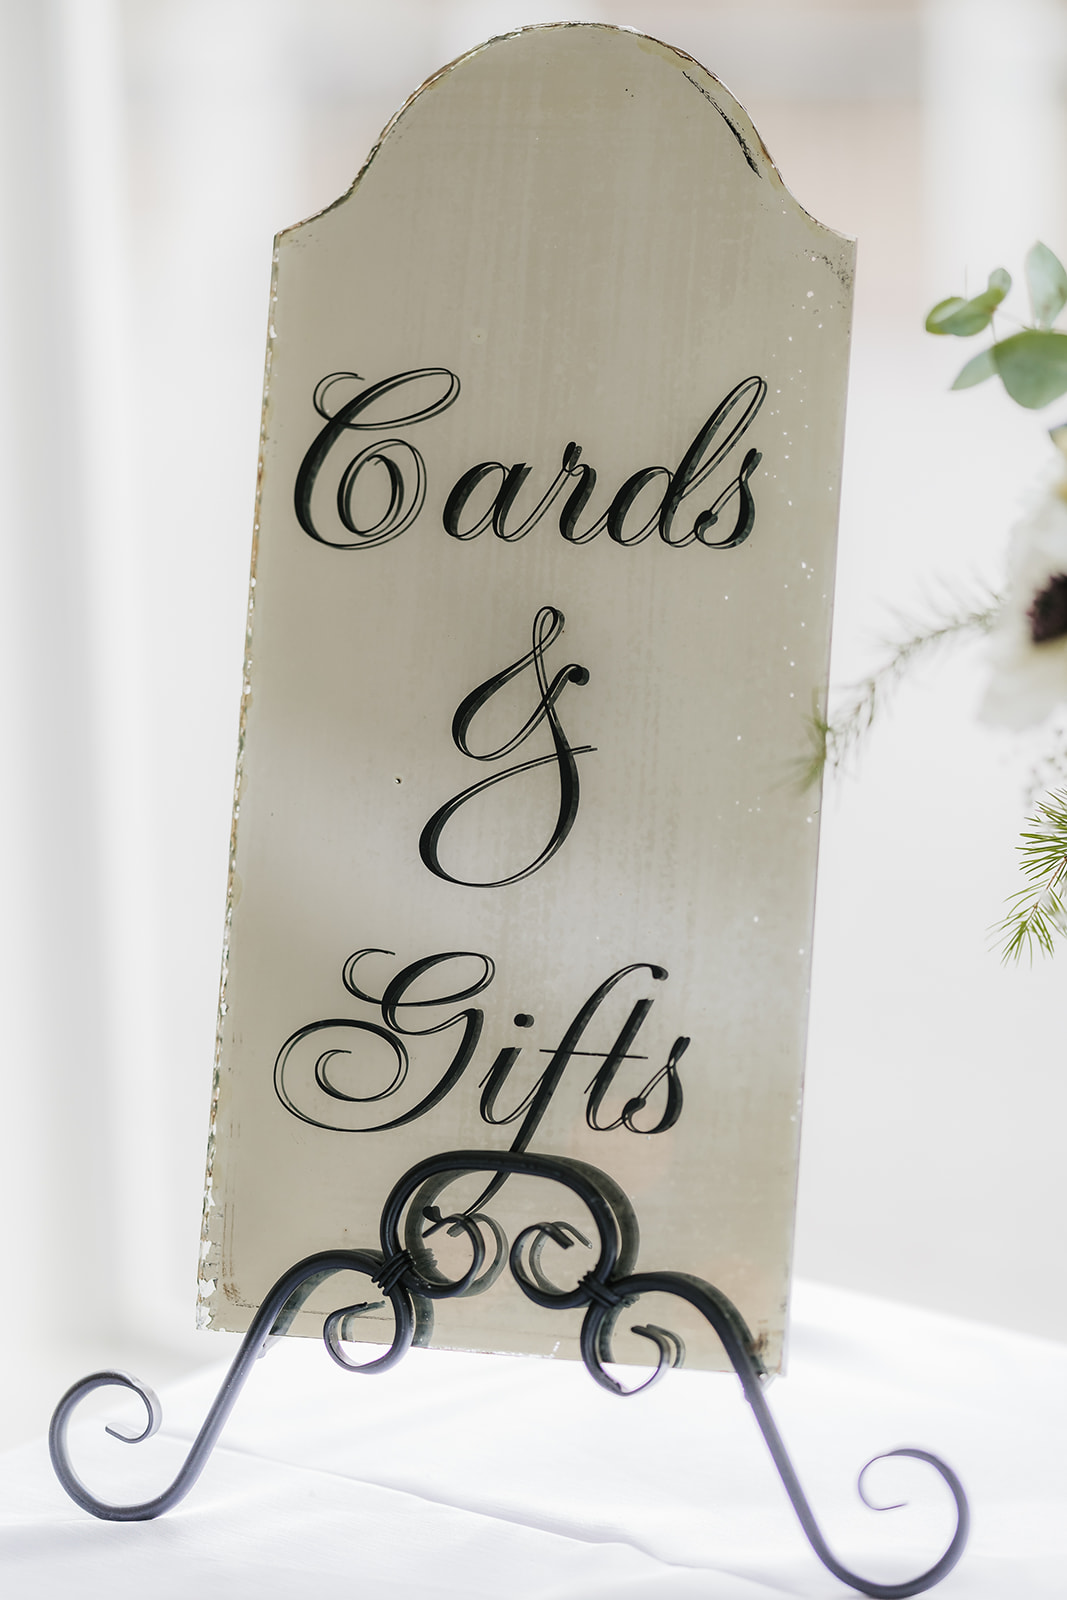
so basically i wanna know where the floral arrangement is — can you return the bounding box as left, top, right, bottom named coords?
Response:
left=809, top=242, right=1067, bottom=959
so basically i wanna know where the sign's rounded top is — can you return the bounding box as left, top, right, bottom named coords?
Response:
left=284, top=21, right=852, bottom=249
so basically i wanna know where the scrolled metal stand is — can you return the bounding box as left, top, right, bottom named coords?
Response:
left=50, top=1149, right=969, bottom=1597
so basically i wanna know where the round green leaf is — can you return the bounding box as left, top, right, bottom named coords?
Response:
left=993, top=331, right=1067, bottom=409
left=969, top=266, right=1012, bottom=315
left=926, top=297, right=992, bottom=337
left=951, top=346, right=998, bottom=389
left=926, top=296, right=968, bottom=334
left=1026, top=241, right=1067, bottom=329
left=924, top=268, right=1011, bottom=337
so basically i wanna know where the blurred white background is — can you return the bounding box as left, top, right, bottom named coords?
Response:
left=1, top=0, right=1065, bottom=1448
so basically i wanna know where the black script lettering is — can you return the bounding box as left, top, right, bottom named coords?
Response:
left=467, top=962, right=680, bottom=1213
left=620, top=1036, right=688, bottom=1132
left=419, top=605, right=595, bottom=888
left=444, top=443, right=601, bottom=544
left=294, top=366, right=766, bottom=552
left=273, top=948, right=690, bottom=1212
left=659, top=376, right=766, bottom=546
left=557, top=381, right=767, bottom=547
left=294, top=368, right=459, bottom=549
left=585, top=1011, right=687, bottom=1133
left=607, top=466, right=673, bottom=546
left=693, top=445, right=761, bottom=548
left=558, top=443, right=601, bottom=543
left=502, top=442, right=591, bottom=542
left=442, top=461, right=533, bottom=541
left=273, top=948, right=492, bottom=1132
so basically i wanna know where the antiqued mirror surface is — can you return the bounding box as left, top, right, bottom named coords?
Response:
left=200, top=22, right=854, bottom=1372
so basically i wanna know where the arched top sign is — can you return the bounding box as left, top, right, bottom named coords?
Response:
left=202, top=23, right=853, bottom=1374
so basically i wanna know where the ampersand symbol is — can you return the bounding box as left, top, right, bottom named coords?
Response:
left=419, top=606, right=595, bottom=888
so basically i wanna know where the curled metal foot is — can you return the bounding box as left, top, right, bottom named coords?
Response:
left=700, top=1293, right=969, bottom=1597
left=575, top=1267, right=968, bottom=1598
left=748, top=1413, right=969, bottom=1598
left=49, top=1248, right=412, bottom=1521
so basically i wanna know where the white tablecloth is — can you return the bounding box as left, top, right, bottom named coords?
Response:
left=1, top=1281, right=1062, bottom=1598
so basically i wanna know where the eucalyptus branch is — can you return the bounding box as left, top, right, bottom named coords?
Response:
left=997, top=789, right=1067, bottom=961
left=799, top=589, right=1002, bottom=791
left=926, top=243, right=1067, bottom=407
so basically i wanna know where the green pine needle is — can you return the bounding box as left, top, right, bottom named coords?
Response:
left=798, top=588, right=1002, bottom=791
left=996, top=788, right=1067, bottom=962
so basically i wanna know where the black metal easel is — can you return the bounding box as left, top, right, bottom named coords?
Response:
left=50, top=1149, right=969, bottom=1598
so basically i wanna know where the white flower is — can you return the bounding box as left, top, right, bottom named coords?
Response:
left=980, top=440, right=1067, bottom=730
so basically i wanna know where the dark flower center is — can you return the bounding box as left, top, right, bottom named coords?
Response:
left=1028, top=572, right=1067, bottom=643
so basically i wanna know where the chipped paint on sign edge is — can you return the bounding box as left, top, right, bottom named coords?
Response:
left=198, top=238, right=279, bottom=1329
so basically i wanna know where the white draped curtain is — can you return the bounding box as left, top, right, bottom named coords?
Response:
left=1, top=0, right=1064, bottom=1446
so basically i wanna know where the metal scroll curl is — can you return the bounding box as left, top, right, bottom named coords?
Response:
left=49, top=1149, right=969, bottom=1597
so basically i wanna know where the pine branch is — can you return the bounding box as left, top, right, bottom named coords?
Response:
left=996, top=788, right=1067, bottom=962
left=798, top=588, right=1002, bottom=791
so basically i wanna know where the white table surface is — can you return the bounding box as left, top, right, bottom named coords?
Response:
left=1, top=1281, right=1063, bottom=1599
